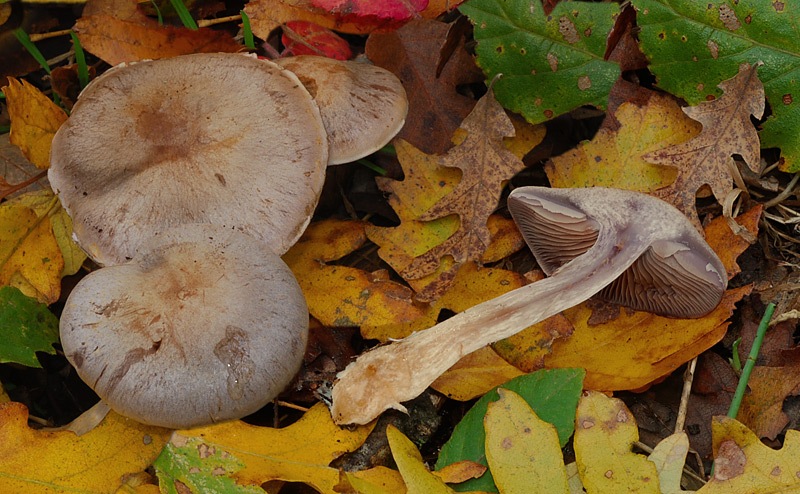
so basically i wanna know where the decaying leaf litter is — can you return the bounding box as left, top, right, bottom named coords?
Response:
left=3, top=0, right=800, bottom=492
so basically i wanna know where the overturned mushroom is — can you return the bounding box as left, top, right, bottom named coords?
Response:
left=331, top=186, right=727, bottom=424
left=49, top=53, right=329, bottom=265
left=59, top=224, right=308, bottom=429
left=275, top=55, right=408, bottom=165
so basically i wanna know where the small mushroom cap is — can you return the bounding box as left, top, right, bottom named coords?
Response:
left=275, top=55, right=408, bottom=165
left=59, top=224, right=309, bottom=429
left=507, top=186, right=728, bottom=318
left=49, top=53, right=328, bottom=266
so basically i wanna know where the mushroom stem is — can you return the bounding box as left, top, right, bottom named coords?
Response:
left=331, top=228, right=648, bottom=425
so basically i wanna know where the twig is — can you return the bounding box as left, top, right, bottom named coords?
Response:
left=674, top=356, right=697, bottom=434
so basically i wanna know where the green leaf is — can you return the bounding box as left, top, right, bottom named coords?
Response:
left=0, top=286, right=58, bottom=367
left=154, top=435, right=263, bottom=494
left=460, top=0, right=620, bottom=124
left=435, top=368, right=584, bottom=492
left=633, top=0, right=800, bottom=171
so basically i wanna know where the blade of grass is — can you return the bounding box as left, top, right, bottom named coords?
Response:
left=150, top=0, right=164, bottom=25
left=240, top=10, right=255, bottom=50
left=356, top=159, right=387, bottom=176
left=728, top=302, right=776, bottom=419
left=170, top=0, right=198, bottom=30
left=13, top=28, right=51, bottom=74
left=69, top=32, right=89, bottom=89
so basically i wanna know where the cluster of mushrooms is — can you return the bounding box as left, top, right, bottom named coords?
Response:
left=51, top=52, right=408, bottom=429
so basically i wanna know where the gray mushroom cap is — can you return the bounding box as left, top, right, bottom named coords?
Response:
left=49, top=53, right=328, bottom=266
left=59, top=224, right=309, bottom=429
left=507, top=186, right=728, bottom=318
left=275, top=55, right=408, bottom=165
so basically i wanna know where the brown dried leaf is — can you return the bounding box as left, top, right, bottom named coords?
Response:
left=400, top=89, right=525, bottom=290
left=366, top=19, right=484, bottom=154
left=644, top=63, right=765, bottom=226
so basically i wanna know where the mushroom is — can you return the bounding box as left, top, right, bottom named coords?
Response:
left=48, top=53, right=329, bottom=266
left=331, top=186, right=727, bottom=424
left=59, top=223, right=308, bottom=429
left=274, top=55, right=408, bottom=165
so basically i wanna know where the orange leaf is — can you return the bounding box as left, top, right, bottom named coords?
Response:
left=74, top=13, right=242, bottom=66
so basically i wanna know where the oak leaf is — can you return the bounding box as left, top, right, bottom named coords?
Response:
left=366, top=19, right=485, bottom=154
left=645, top=63, right=765, bottom=226
left=3, top=78, right=67, bottom=170
left=0, top=402, right=170, bottom=493
left=739, top=365, right=800, bottom=441
left=157, top=403, right=374, bottom=492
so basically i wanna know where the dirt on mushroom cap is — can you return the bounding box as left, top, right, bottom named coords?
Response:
left=48, top=53, right=328, bottom=266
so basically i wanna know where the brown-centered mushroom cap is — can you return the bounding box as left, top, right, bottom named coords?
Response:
left=275, top=55, right=408, bottom=165
left=59, top=224, right=309, bottom=429
left=507, top=187, right=727, bottom=318
left=331, top=186, right=728, bottom=425
left=49, top=53, right=328, bottom=266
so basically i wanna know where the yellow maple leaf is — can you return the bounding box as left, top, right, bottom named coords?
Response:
left=160, top=403, right=374, bottom=492
left=0, top=402, right=170, bottom=493
left=3, top=78, right=67, bottom=170
left=0, top=190, right=87, bottom=304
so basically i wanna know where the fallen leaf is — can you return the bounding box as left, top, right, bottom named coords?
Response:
left=245, top=0, right=426, bottom=37
left=400, top=89, right=524, bottom=285
left=436, top=369, right=584, bottom=492
left=74, top=12, right=242, bottom=66
left=574, top=391, right=660, bottom=493
left=281, top=21, right=352, bottom=59
left=283, top=219, right=430, bottom=332
left=698, top=416, right=800, bottom=493
left=647, top=432, right=692, bottom=494
left=739, top=365, right=800, bottom=441
left=342, top=466, right=407, bottom=494
left=0, top=402, right=170, bottom=492
left=431, top=347, right=524, bottom=402
left=2, top=78, right=68, bottom=169
left=645, top=63, right=765, bottom=226
left=158, top=403, right=374, bottom=492
left=387, top=425, right=456, bottom=493
left=0, top=286, right=58, bottom=367
left=484, top=389, right=569, bottom=494
left=546, top=91, right=697, bottom=192
left=366, top=19, right=485, bottom=154
left=1, top=134, right=49, bottom=199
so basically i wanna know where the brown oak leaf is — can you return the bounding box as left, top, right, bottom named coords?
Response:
left=399, top=89, right=524, bottom=291
left=644, top=63, right=765, bottom=227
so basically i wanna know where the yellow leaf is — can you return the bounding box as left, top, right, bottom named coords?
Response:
left=546, top=93, right=694, bottom=192
left=0, top=196, right=63, bottom=303
left=432, top=347, right=524, bottom=401
left=284, top=219, right=429, bottom=330
left=387, top=425, right=455, bottom=493
left=698, top=417, right=800, bottom=493
left=0, top=401, right=170, bottom=493
left=2, top=78, right=67, bottom=169
left=167, top=403, right=374, bottom=492
left=342, top=466, right=406, bottom=494
left=574, top=391, right=659, bottom=493
left=484, top=389, right=568, bottom=494
left=648, top=433, right=692, bottom=494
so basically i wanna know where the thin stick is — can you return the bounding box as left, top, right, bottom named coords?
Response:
left=674, top=356, right=698, bottom=434
left=29, top=29, right=72, bottom=42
